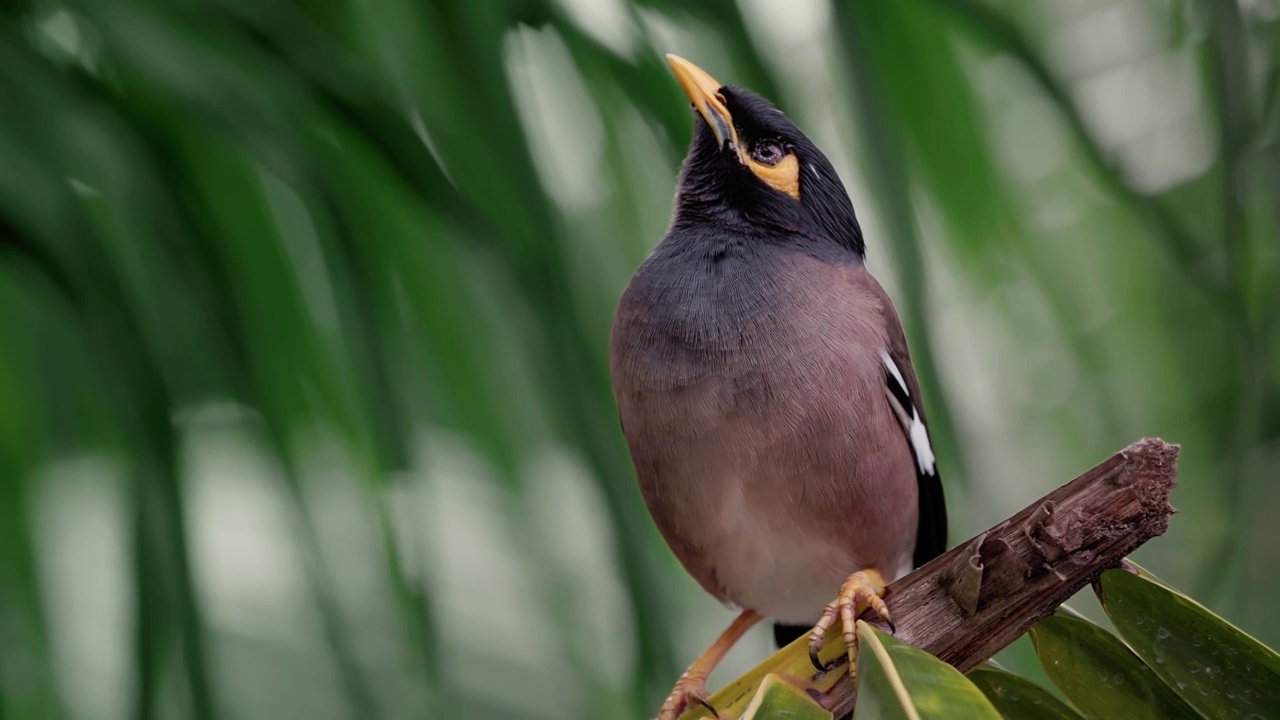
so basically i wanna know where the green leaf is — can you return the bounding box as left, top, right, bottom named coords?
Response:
left=1098, top=568, right=1280, bottom=720
left=741, top=674, right=832, bottom=720
left=967, top=667, right=1082, bottom=720
left=854, top=621, right=1002, bottom=720
left=1030, top=615, right=1198, bottom=719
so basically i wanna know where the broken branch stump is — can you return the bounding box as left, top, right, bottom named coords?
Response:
left=684, top=437, right=1179, bottom=719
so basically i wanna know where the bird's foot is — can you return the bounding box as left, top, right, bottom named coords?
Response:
left=656, top=609, right=759, bottom=720
left=658, top=671, right=720, bottom=720
left=806, top=569, right=892, bottom=678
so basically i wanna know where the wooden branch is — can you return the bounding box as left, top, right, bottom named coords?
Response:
left=686, top=438, right=1179, bottom=719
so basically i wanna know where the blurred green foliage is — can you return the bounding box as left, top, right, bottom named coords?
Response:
left=0, top=1, right=1277, bottom=719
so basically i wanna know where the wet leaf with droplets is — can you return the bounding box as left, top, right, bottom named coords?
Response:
left=1097, top=569, right=1280, bottom=719
left=1030, top=614, right=1199, bottom=719
left=967, top=666, right=1083, bottom=720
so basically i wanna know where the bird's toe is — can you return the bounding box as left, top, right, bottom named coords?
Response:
left=658, top=672, right=720, bottom=720
left=805, top=568, right=892, bottom=678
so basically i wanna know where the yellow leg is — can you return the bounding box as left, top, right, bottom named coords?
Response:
left=806, top=569, right=892, bottom=678
left=659, top=609, right=762, bottom=720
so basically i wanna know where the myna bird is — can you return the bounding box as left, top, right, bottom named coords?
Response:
left=609, top=56, right=948, bottom=719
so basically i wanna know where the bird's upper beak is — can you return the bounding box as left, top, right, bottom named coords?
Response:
left=666, top=54, right=742, bottom=152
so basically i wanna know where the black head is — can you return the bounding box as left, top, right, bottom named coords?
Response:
left=666, top=54, right=865, bottom=258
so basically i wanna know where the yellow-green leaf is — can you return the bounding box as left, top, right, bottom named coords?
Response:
left=853, top=621, right=1002, bottom=720
left=1097, top=568, right=1280, bottom=719
left=675, top=620, right=857, bottom=720
left=1030, top=615, right=1198, bottom=719
left=741, top=674, right=833, bottom=720
left=967, top=667, right=1082, bottom=720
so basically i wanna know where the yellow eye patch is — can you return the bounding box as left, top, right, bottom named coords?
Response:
left=743, top=150, right=800, bottom=200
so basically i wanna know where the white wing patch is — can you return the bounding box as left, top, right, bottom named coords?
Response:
left=880, top=351, right=937, bottom=477
left=882, top=351, right=908, bottom=396
left=908, top=416, right=936, bottom=476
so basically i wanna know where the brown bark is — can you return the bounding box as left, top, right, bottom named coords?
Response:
left=829, top=437, right=1179, bottom=714
left=687, top=437, right=1179, bottom=719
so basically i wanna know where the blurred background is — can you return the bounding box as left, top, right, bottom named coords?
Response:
left=1, top=0, right=1278, bottom=718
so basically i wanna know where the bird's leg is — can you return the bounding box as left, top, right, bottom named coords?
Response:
left=659, top=609, right=761, bottom=720
left=807, top=569, right=892, bottom=678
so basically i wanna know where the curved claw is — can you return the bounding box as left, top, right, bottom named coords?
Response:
left=657, top=610, right=760, bottom=719
left=659, top=676, right=717, bottom=720
left=809, top=643, right=825, bottom=672
left=807, top=635, right=843, bottom=673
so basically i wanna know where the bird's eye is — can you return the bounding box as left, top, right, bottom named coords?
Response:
left=750, top=140, right=785, bottom=166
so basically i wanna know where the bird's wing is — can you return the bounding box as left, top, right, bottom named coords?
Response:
left=866, top=276, right=948, bottom=568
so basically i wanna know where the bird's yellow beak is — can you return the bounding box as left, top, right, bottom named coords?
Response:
left=665, top=54, right=802, bottom=200
left=666, top=54, right=742, bottom=152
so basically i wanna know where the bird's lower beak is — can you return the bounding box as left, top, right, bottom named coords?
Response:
left=666, top=54, right=741, bottom=152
